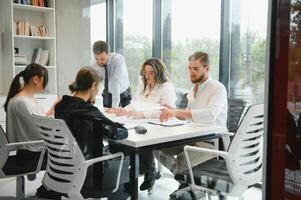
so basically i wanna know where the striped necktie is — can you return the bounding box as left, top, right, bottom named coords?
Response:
left=104, top=65, right=109, bottom=102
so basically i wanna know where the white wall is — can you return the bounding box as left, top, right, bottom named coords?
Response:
left=56, top=0, right=92, bottom=96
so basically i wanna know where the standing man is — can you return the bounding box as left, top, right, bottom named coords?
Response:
left=93, top=40, right=132, bottom=108
left=158, top=51, right=228, bottom=173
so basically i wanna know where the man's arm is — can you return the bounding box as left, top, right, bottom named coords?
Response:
left=160, top=85, right=227, bottom=123
left=159, top=108, right=192, bottom=122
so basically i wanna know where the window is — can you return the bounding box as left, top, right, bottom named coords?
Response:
left=116, top=0, right=153, bottom=91
left=90, top=0, right=107, bottom=62
left=162, top=0, right=221, bottom=89
left=229, top=0, right=268, bottom=104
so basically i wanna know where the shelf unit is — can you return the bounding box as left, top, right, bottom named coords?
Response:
left=0, top=0, right=57, bottom=95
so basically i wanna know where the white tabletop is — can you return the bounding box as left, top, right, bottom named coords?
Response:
left=108, top=115, right=227, bottom=148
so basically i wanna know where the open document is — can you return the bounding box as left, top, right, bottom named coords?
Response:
left=148, top=118, right=188, bottom=127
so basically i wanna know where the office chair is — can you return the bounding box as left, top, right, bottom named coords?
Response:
left=0, top=124, right=46, bottom=199
left=181, top=104, right=264, bottom=199
left=31, top=115, right=125, bottom=200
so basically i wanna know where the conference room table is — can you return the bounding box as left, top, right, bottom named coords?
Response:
left=108, top=116, right=228, bottom=200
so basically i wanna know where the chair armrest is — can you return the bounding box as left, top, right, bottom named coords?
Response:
left=5, top=140, right=45, bottom=152
left=184, top=145, right=229, bottom=159
left=71, top=152, right=124, bottom=194
left=81, top=152, right=124, bottom=168
left=0, top=140, right=46, bottom=176
left=183, top=145, right=230, bottom=186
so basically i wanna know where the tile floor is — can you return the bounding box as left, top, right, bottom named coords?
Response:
left=0, top=169, right=262, bottom=200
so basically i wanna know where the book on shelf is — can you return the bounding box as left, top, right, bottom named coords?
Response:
left=39, top=0, right=44, bottom=7
left=39, top=50, right=49, bottom=66
left=15, top=0, right=50, bottom=7
left=14, top=54, right=27, bottom=65
left=30, top=24, right=48, bottom=37
left=24, top=22, right=30, bottom=36
left=17, top=21, right=24, bottom=35
left=38, top=25, right=47, bottom=37
left=15, top=21, right=48, bottom=37
left=32, top=48, right=49, bottom=66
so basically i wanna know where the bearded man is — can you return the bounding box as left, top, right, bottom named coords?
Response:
left=158, top=51, right=228, bottom=173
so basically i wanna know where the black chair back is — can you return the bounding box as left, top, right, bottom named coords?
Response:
left=227, top=98, right=246, bottom=132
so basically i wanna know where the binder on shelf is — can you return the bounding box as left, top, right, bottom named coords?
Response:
left=14, top=54, right=27, bottom=65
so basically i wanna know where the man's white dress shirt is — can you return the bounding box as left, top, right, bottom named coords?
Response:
left=187, top=76, right=228, bottom=127
left=132, top=81, right=176, bottom=118
left=94, top=53, right=130, bottom=108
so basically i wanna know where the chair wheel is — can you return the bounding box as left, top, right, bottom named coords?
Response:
left=148, top=187, right=154, bottom=194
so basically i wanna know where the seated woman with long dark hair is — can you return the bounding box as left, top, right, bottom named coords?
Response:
left=4, top=63, right=50, bottom=172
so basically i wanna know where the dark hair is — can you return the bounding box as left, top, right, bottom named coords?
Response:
left=188, top=51, right=210, bottom=67
left=93, top=40, right=109, bottom=55
left=140, top=58, right=170, bottom=91
left=4, top=63, right=48, bottom=112
left=69, top=67, right=103, bottom=93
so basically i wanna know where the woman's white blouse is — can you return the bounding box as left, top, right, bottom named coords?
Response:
left=132, top=81, right=177, bottom=118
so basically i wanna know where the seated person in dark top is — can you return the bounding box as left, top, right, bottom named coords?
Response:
left=55, top=67, right=106, bottom=160
left=37, top=67, right=129, bottom=200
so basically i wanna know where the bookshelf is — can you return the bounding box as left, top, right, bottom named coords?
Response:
left=0, top=0, right=57, bottom=95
